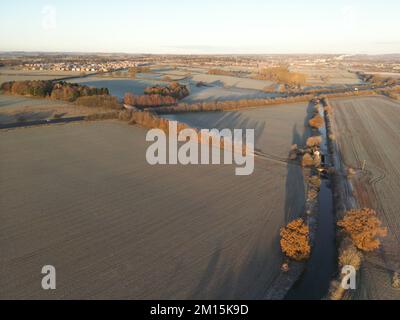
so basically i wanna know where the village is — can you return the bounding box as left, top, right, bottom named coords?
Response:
left=20, top=60, right=140, bottom=73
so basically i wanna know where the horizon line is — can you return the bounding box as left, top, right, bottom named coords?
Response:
left=1, top=50, right=400, bottom=56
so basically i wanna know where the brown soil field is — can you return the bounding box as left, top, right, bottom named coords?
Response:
left=290, top=66, right=362, bottom=86
left=331, top=96, right=400, bottom=300
left=0, top=120, right=305, bottom=299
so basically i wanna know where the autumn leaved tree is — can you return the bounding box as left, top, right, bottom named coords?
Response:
left=309, top=114, right=324, bottom=129
left=337, top=208, right=387, bottom=251
left=280, top=218, right=311, bottom=261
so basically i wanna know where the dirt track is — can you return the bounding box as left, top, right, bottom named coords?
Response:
left=332, top=96, right=400, bottom=300
left=0, top=120, right=305, bottom=299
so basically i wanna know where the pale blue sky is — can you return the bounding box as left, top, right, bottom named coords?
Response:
left=1, top=0, right=399, bottom=54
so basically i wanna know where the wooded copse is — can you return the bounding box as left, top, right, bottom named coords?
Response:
left=144, top=82, right=190, bottom=100
left=124, top=82, right=190, bottom=108
left=128, top=66, right=151, bottom=78
left=256, top=66, right=306, bottom=88
left=0, top=80, right=109, bottom=102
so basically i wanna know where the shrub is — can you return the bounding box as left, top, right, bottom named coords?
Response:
left=306, top=136, right=322, bottom=147
left=302, top=153, right=314, bottom=167
left=329, top=243, right=363, bottom=300
left=337, top=208, right=387, bottom=251
left=347, top=167, right=356, bottom=176
left=280, top=218, right=311, bottom=261
left=309, top=175, right=321, bottom=188
left=307, top=189, right=318, bottom=201
left=338, top=246, right=362, bottom=269
left=309, top=114, right=324, bottom=129
left=75, top=95, right=122, bottom=109
left=129, top=110, right=187, bottom=133
left=289, top=144, right=299, bottom=160
left=118, top=110, right=133, bottom=121
left=324, top=104, right=333, bottom=115
left=313, top=154, right=321, bottom=167
left=329, top=280, right=346, bottom=301
left=392, top=272, right=400, bottom=289
left=281, top=263, right=290, bottom=272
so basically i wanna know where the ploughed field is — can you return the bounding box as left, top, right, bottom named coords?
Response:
left=332, top=96, right=400, bottom=300
left=0, top=119, right=306, bottom=299
left=163, top=102, right=315, bottom=231
left=164, top=101, right=313, bottom=159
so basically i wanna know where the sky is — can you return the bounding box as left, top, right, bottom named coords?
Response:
left=1, top=0, right=400, bottom=54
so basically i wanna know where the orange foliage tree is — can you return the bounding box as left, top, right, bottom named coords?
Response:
left=337, top=208, right=387, bottom=251
left=280, top=218, right=311, bottom=261
left=309, top=114, right=324, bottom=129
left=124, top=93, right=176, bottom=108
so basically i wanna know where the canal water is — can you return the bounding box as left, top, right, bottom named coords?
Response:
left=284, top=179, right=336, bottom=299
left=285, top=105, right=337, bottom=300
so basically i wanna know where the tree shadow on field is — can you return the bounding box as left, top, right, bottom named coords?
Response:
left=187, top=235, right=283, bottom=299
left=0, top=110, right=54, bottom=124
left=174, top=110, right=266, bottom=147
left=284, top=125, right=306, bottom=222
left=283, top=101, right=315, bottom=222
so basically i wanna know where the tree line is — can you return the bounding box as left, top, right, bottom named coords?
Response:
left=1, top=80, right=109, bottom=102
left=153, top=94, right=315, bottom=114
left=207, top=69, right=236, bottom=76
left=150, top=88, right=385, bottom=114
left=124, top=93, right=177, bottom=108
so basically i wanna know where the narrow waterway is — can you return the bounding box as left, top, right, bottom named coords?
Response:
left=285, top=179, right=336, bottom=299
left=285, top=104, right=337, bottom=300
